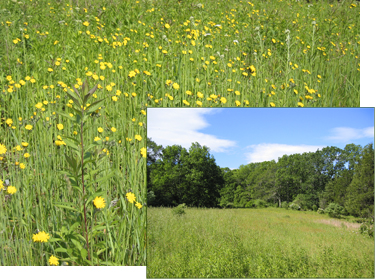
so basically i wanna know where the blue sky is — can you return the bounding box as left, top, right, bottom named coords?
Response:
left=147, top=108, right=374, bottom=169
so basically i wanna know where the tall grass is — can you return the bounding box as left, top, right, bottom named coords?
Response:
left=1, top=0, right=359, bottom=108
left=147, top=207, right=374, bottom=278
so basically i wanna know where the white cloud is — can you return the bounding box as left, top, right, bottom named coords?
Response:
left=245, top=143, right=324, bottom=163
left=147, top=108, right=236, bottom=152
left=326, top=127, right=374, bottom=142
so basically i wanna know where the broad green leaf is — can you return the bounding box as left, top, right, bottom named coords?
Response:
left=80, top=248, right=88, bottom=260
left=54, top=247, right=68, bottom=253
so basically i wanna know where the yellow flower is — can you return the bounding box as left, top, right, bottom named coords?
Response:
left=111, top=127, right=116, bottom=132
left=140, top=147, right=146, bottom=158
left=83, top=21, right=90, bottom=27
left=196, top=101, right=202, bottom=107
left=112, top=96, right=118, bottom=102
left=220, top=97, right=227, bottom=104
left=94, top=136, right=101, bottom=141
left=0, top=144, right=6, bottom=155
left=197, top=92, right=204, bottom=98
left=135, top=135, right=142, bottom=141
left=126, top=192, right=136, bottom=204
left=165, top=23, right=170, bottom=29
left=22, top=142, right=29, bottom=147
left=270, top=102, right=276, bottom=107
left=24, top=153, right=30, bottom=158
left=57, top=124, right=64, bottom=130
left=20, top=163, right=26, bottom=169
left=6, top=119, right=13, bottom=126
left=32, top=231, right=50, bottom=243
left=49, top=255, right=59, bottom=266
left=298, top=102, right=304, bottom=107
left=35, top=102, right=43, bottom=109
left=135, top=202, right=142, bottom=209
left=7, top=186, right=17, bottom=194
left=235, top=100, right=241, bottom=106
left=48, top=68, right=53, bottom=72
left=25, top=125, right=33, bottom=130
left=172, top=83, right=180, bottom=90
left=98, top=127, right=103, bottom=133
left=93, top=196, right=106, bottom=209
left=128, top=71, right=136, bottom=78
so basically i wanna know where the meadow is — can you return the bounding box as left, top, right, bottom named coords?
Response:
left=0, top=0, right=359, bottom=266
left=1, top=0, right=359, bottom=109
left=147, top=207, right=374, bottom=278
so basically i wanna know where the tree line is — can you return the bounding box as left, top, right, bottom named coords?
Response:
left=147, top=138, right=374, bottom=218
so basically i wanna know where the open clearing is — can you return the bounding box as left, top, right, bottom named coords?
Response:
left=147, top=207, right=374, bottom=278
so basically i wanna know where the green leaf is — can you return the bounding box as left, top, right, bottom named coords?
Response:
left=49, top=238, right=63, bottom=243
left=85, top=98, right=105, bottom=115
left=66, top=88, right=82, bottom=107
left=54, top=247, right=68, bottom=253
left=63, top=138, right=80, bottom=153
left=83, top=84, right=98, bottom=104
left=80, top=248, right=88, bottom=260
left=54, top=203, right=81, bottom=213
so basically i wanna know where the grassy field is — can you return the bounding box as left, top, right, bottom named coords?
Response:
left=0, top=0, right=360, bottom=266
left=147, top=207, right=374, bottom=278
left=1, top=0, right=359, bottom=109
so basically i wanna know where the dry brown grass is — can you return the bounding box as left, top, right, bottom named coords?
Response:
left=316, top=218, right=361, bottom=230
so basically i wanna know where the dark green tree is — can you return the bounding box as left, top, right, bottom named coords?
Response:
left=345, top=143, right=374, bottom=218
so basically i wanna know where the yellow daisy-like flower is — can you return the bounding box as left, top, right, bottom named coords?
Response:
left=24, top=153, right=30, bottom=158
left=111, top=127, right=116, bottom=132
left=298, top=102, right=304, bottom=107
left=172, top=83, right=180, bottom=90
left=0, top=144, right=7, bottom=155
left=20, top=163, right=26, bottom=169
left=7, top=186, right=17, bottom=194
left=140, top=147, right=146, bottom=158
left=270, top=102, right=276, bottom=107
left=57, top=124, right=64, bottom=130
left=135, top=135, right=142, bottom=141
left=220, top=97, right=227, bottom=104
left=49, top=255, right=59, bottom=266
left=21, top=142, right=28, bottom=147
left=6, top=119, right=13, bottom=126
left=126, top=192, right=136, bottom=204
left=94, top=136, right=101, bottom=142
left=0, top=180, right=4, bottom=191
left=33, top=231, right=50, bottom=243
left=93, top=196, right=106, bottom=209
left=98, top=127, right=104, bottom=133
left=135, top=202, right=143, bottom=209
left=25, top=125, right=33, bottom=130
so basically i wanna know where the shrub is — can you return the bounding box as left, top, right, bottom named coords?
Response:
left=172, top=203, right=186, bottom=216
left=289, top=203, right=301, bottom=211
left=254, top=199, right=267, bottom=208
left=225, top=203, right=235, bottom=208
left=317, top=208, right=325, bottom=214
left=359, top=219, right=374, bottom=238
left=312, top=205, right=318, bottom=212
left=281, top=201, right=289, bottom=209
left=325, top=203, right=345, bottom=218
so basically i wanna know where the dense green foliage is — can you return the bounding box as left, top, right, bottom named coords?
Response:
left=148, top=139, right=374, bottom=219
left=148, top=207, right=374, bottom=278
left=147, top=138, right=224, bottom=207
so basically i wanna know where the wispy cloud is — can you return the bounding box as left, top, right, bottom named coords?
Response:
left=326, top=127, right=374, bottom=142
left=245, top=143, right=324, bottom=163
left=147, top=108, right=236, bottom=152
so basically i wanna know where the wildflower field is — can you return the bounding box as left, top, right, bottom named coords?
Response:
left=0, top=0, right=360, bottom=267
left=147, top=207, right=374, bottom=278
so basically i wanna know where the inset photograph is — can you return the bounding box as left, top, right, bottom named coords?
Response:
left=147, top=108, right=374, bottom=278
